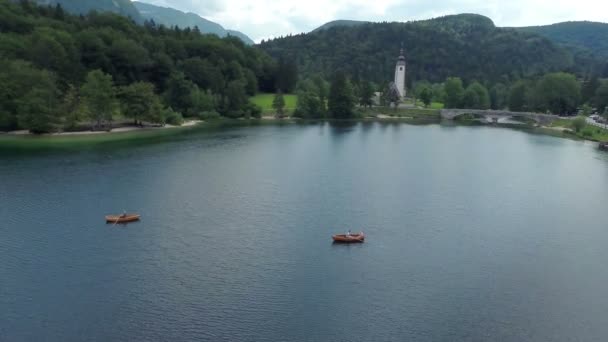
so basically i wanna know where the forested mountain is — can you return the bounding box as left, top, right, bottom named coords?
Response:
left=133, top=1, right=254, bottom=45
left=260, top=14, right=579, bottom=86
left=0, top=0, right=280, bottom=132
left=514, top=21, right=608, bottom=58
left=312, top=20, right=367, bottom=33
left=226, top=30, right=254, bottom=45
left=34, top=0, right=143, bottom=23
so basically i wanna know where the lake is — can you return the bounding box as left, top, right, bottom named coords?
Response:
left=2, top=122, right=608, bottom=341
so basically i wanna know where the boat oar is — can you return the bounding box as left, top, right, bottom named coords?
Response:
left=113, top=211, right=126, bottom=226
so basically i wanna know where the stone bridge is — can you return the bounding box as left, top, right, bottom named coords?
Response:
left=440, top=109, right=558, bottom=125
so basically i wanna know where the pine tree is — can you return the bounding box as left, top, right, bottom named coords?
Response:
left=419, top=87, right=433, bottom=107
left=272, top=90, right=286, bottom=118
left=328, top=73, right=355, bottom=119
left=358, top=80, right=375, bottom=108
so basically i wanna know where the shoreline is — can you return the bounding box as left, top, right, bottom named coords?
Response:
left=1, top=120, right=202, bottom=137
left=1, top=117, right=606, bottom=149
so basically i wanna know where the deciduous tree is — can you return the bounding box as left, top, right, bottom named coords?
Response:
left=81, top=70, right=118, bottom=130
left=535, top=72, right=580, bottom=115
left=272, top=91, right=286, bottom=118
left=444, top=77, right=464, bottom=109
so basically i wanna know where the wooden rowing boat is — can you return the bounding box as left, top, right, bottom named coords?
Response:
left=105, top=214, right=141, bottom=223
left=332, top=232, right=365, bottom=243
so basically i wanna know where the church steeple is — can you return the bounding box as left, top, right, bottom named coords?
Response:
left=398, top=42, right=405, bottom=61
left=394, top=45, right=407, bottom=98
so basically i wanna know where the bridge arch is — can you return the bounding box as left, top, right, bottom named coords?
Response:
left=440, top=109, right=557, bottom=125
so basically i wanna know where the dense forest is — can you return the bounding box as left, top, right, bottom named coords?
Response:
left=260, top=14, right=608, bottom=87
left=0, top=0, right=295, bottom=133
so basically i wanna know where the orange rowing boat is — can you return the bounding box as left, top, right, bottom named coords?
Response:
left=105, top=214, right=141, bottom=223
left=332, top=232, right=365, bottom=243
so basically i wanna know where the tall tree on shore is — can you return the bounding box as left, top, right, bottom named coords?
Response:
left=272, top=90, right=286, bottom=118
left=358, top=80, right=375, bottom=108
left=311, top=74, right=329, bottom=110
left=463, top=82, right=490, bottom=109
left=582, top=75, right=600, bottom=104
left=413, top=81, right=431, bottom=106
left=535, top=72, right=580, bottom=114
left=61, top=84, right=84, bottom=130
left=222, top=79, right=248, bottom=117
left=509, top=81, right=528, bottom=112
left=490, top=83, right=508, bottom=110
left=120, top=82, right=164, bottom=125
left=17, top=71, right=61, bottom=133
left=594, top=80, right=608, bottom=113
left=419, top=86, right=433, bottom=107
left=328, top=72, right=355, bottom=119
left=81, top=70, right=118, bottom=130
left=164, top=73, right=196, bottom=115
left=444, top=77, right=464, bottom=108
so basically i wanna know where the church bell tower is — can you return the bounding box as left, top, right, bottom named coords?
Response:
left=394, top=47, right=406, bottom=98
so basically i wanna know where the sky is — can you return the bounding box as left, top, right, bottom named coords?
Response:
left=138, top=0, right=608, bottom=42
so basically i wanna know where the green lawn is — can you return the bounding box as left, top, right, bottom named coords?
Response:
left=250, top=93, right=298, bottom=114
left=550, top=116, right=608, bottom=142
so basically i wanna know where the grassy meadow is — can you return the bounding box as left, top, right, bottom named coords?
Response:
left=250, top=93, right=298, bottom=115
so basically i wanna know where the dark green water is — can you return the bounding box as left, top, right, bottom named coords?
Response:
left=2, top=122, right=608, bottom=341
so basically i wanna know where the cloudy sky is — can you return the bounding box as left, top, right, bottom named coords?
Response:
left=138, top=0, right=607, bottom=42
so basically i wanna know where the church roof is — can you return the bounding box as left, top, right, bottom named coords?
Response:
left=397, top=47, right=406, bottom=61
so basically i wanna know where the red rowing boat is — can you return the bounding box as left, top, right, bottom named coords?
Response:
left=332, top=232, right=365, bottom=243
left=105, top=214, right=141, bottom=223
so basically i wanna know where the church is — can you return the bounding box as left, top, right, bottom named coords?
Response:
left=374, top=47, right=407, bottom=105
left=393, top=47, right=407, bottom=98
left=384, top=47, right=407, bottom=102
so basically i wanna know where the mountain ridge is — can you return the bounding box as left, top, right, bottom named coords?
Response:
left=33, top=0, right=143, bottom=22
left=32, top=0, right=253, bottom=45
left=132, top=1, right=253, bottom=45
left=310, top=16, right=608, bottom=59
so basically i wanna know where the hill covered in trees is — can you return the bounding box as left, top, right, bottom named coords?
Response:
left=260, top=14, right=580, bottom=87
left=514, top=21, right=608, bottom=58
left=133, top=2, right=254, bottom=44
left=312, top=20, right=368, bottom=33
left=0, top=0, right=283, bottom=133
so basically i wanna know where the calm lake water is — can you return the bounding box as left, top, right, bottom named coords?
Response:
left=2, top=122, right=608, bottom=341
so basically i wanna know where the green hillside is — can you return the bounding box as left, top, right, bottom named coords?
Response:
left=514, top=21, right=608, bottom=58
left=261, top=14, right=575, bottom=85
left=312, top=20, right=368, bottom=33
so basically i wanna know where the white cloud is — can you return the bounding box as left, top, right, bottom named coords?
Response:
left=137, top=0, right=608, bottom=42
